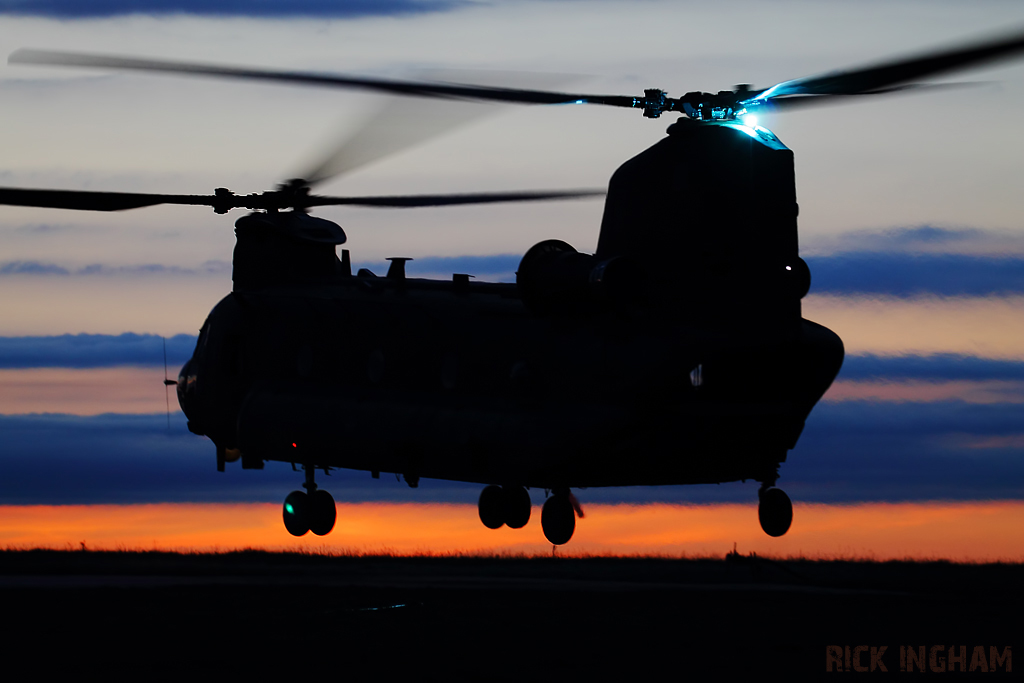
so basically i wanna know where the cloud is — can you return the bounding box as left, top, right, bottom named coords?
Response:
left=0, top=333, right=197, bottom=368
left=0, top=261, right=230, bottom=277
left=840, top=354, right=1024, bottom=381
left=399, top=254, right=519, bottom=282
left=0, top=399, right=1022, bottom=505
left=0, top=413, right=480, bottom=504
left=7, top=244, right=1024, bottom=297
left=7, top=332, right=1024, bottom=385
left=805, top=253, right=1024, bottom=296
left=0, top=0, right=461, bottom=18
left=804, top=226, right=1024, bottom=257
left=0, top=261, right=70, bottom=275
left=780, top=400, right=1024, bottom=504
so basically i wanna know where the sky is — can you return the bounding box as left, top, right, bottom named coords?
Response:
left=1, top=0, right=1023, bottom=557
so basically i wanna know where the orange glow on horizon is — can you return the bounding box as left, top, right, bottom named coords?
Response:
left=2, top=501, right=1023, bottom=561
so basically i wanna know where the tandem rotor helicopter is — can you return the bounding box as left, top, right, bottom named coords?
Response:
left=3, top=29, right=1024, bottom=545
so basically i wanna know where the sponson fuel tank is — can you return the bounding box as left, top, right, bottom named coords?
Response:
left=596, top=119, right=807, bottom=332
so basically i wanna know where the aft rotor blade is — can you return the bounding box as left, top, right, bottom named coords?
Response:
left=309, top=189, right=605, bottom=208
left=753, top=81, right=984, bottom=111
left=746, top=28, right=1024, bottom=103
left=10, top=48, right=639, bottom=109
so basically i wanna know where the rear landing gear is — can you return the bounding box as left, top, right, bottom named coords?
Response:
left=758, top=485, right=793, bottom=537
left=477, top=485, right=580, bottom=545
left=541, top=491, right=576, bottom=545
left=478, top=485, right=532, bottom=530
left=283, top=465, right=336, bottom=537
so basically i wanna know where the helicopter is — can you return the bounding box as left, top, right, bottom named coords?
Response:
left=3, top=28, right=1024, bottom=545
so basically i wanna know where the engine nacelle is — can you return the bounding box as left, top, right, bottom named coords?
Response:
left=516, top=239, right=642, bottom=315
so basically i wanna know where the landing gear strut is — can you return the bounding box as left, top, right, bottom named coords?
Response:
left=541, top=489, right=576, bottom=545
left=478, top=485, right=532, bottom=530
left=283, top=465, right=336, bottom=537
left=758, top=483, right=793, bottom=537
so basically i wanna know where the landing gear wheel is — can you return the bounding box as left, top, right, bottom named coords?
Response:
left=503, top=486, right=531, bottom=529
left=283, top=490, right=310, bottom=537
left=541, top=495, right=575, bottom=545
left=309, top=489, right=337, bottom=536
left=478, top=485, right=505, bottom=529
left=758, top=487, right=793, bottom=537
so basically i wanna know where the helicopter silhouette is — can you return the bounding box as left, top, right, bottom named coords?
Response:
left=3, top=28, right=1024, bottom=544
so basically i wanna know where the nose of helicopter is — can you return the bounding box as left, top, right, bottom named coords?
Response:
left=175, top=358, right=197, bottom=422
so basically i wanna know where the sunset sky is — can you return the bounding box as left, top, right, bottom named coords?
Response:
left=1, top=0, right=1023, bottom=558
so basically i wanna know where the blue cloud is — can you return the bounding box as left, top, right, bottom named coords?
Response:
left=0, top=333, right=197, bottom=369
left=0, top=0, right=460, bottom=18
left=779, top=400, right=1024, bottom=504
left=6, top=334, right=1024, bottom=388
left=875, top=226, right=983, bottom=246
left=0, top=399, right=1021, bottom=505
left=0, top=261, right=230, bottom=277
left=805, top=253, right=1024, bottom=296
left=359, top=254, right=520, bottom=283
left=839, top=354, right=1024, bottom=381
left=379, top=251, right=1024, bottom=294
left=0, top=413, right=479, bottom=504
left=7, top=249, right=1023, bottom=296
left=0, top=260, right=70, bottom=275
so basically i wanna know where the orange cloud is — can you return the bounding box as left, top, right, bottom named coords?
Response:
left=7, top=371, right=1023, bottom=418
left=803, top=295, right=1024, bottom=359
left=824, top=379, right=1024, bottom=404
left=0, top=367, right=178, bottom=415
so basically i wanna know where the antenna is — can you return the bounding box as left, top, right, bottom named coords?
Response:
left=162, top=337, right=175, bottom=430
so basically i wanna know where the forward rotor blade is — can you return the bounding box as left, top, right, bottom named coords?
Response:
left=308, top=189, right=604, bottom=208
left=0, top=185, right=604, bottom=213
left=746, top=28, right=1024, bottom=104
left=298, top=99, right=495, bottom=187
left=0, top=187, right=216, bottom=212
left=296, top=70, right=579, bottom=187
left=10, top=48, right=637, bottom=109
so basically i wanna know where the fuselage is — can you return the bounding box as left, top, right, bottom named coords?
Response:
left=178, top=119, right=844, bottom=492
left=179, top=273, right=842, bottom=490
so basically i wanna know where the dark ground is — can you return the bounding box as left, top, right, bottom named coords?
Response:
left=0, top=549, right=1017, bottom=680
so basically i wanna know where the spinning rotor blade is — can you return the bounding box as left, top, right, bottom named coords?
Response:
left=298, top=99, right=494, bottom=187
left=754, top=81, right=985, bottom=112
left=745, top=28, right=1024, bottom=106
left=295, top=70, right=577, bottom=187
left=0, top=185, right=602, bottom=213
left=309, top=189, right=604, bottom=208
left=10, top=48, right=639, bottom=110
left=16, top=27, right=1022, bottom=125
left=0, top=187, right=216, bottom=212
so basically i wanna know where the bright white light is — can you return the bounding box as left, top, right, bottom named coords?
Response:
left=741, top=114, right=758, bottom=127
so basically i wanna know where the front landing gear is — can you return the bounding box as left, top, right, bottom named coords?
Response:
left=758, top=485, right=793, bottom=537
left=478, top=485, right=532, bottom=530
left=283, top=465, right=336, bottom=537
